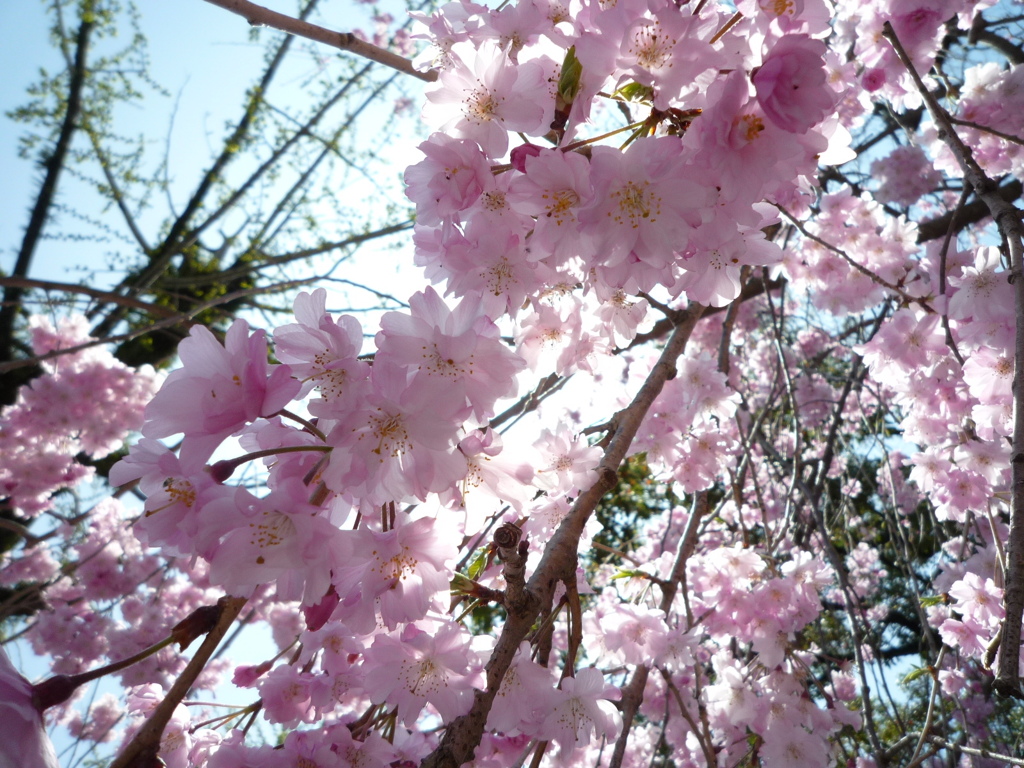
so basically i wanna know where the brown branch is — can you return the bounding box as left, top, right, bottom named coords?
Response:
left=881, top=20, right=1024, bottom=699
left=936, top=185, right=970, bottom=366
left=0, top=277, right=316, bottom=375
left=916, top=179, right=1021, bottom=243
left=202, top=0, right=437, bottom=83
left=609, top=492, right=711, bottom=768
left=109, top=596, right=247, bottom=768
left=950, top=116, right=1024, bottom=147
left=777, top=205, right=933, bottom=312
left=420, top=305, right=705, bottom=768
left=624, top=275, right=784, bottom=351
left=0, top=277, right=178, bottom=318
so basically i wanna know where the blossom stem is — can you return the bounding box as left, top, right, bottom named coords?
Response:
left=278, top=407, right=327, bottom=440
left=560, top=121, right=646, bottom=153
left=210, top=444, right=332, bottom=482
left=709, top=11, right=743, bottom=45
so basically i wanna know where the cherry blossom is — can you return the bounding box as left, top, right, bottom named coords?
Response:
left=363, top=621, right=483, bottom=726
left=537, top=667, right=621, bottom=758
left=141, top=320, right=300, bottom=465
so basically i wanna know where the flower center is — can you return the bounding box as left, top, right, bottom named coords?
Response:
left=611, top=180, right=660, bottom=228
left=631, top=21, right=674, bottom=70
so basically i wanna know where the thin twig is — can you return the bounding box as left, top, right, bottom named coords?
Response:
left=777, top=205, right=933, bottom=312
left=937, top=185, right=970, bottom=365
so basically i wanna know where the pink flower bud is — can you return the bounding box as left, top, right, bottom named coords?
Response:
left=510, top=143, right=543, bottom=173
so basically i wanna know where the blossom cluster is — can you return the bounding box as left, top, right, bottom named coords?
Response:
left=0, top=315, right=161, bottom=517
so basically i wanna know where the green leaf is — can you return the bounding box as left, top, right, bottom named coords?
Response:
left=558, top=46, right=583, bottom=103
left=467, top=549, right=489, bottom=581
left=902, top=666, right=932, bottom=685
left=614, top=82, right=654, bottom=103
left=612, top=569, right=646, bottom=581
left=450, top=572, right=476, bottom=594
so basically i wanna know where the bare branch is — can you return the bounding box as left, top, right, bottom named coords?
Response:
left=202, top=0, right=437, bottom=83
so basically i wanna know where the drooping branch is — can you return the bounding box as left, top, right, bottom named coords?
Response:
left=881, top=20, right=1024, bottom=698
left=202, top=0, right=438, bottom=83
left=420, top=304, right=705, bottom=768
left=609, top=491, right=711, bottom=768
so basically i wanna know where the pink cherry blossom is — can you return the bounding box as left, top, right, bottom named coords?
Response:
left=537, top=667, right=621, bottom=758
left=578, top=138, right=707, bottom=282
left=506, top=148, right=594, bottom=264
left=753, top=34, right=835, bottom=133
left=273, top=288, right=370, bottom=413
left=332, top=516, right=455, bottom=632
left=363, top=621, right=483, bottom=726
left=142, top=320, right=300, bottom=465
left=486, top=642, right=556, bottom=734
left=377, top=286, right=525, bottom=424
left=404, top=132, right=494, bottom=228
left=323, top=358, right=468, bottom=505
left=422, top=41, right=549, bottom=158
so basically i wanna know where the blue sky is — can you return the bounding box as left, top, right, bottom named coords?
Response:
left=1, top=0, right=428, bottom=306
left=1, top=2, right=267, bottom=279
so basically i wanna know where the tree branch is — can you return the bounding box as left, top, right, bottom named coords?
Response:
left=202, top=0, right=437, bottom=83
left=90, top=0, right=320, bottom=338
left=109, top=596, right=246, bottom=768
left=0, top=7, right=95, bottom=369
left=420, top=305, right=705, bottom=768
left=881, top=20, right=1024, bottom=699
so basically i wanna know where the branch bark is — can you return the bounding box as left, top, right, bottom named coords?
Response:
left=109, top=596, right=247, bottom=768
left=420, top=304, right=705, bottom=768
left=202, top=0, right=437, bottom=83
